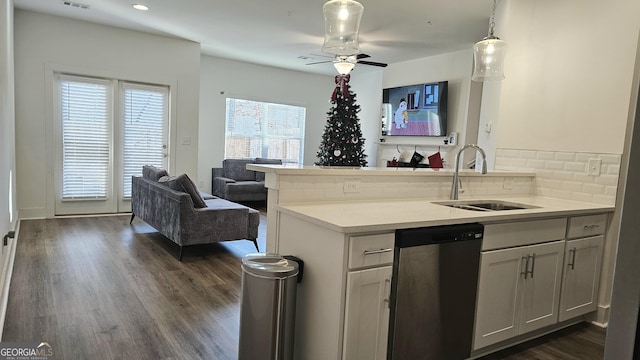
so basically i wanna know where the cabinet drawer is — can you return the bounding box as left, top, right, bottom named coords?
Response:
left=349, top=233, right=395, bottom=269
left=567, top=214, right=607, bottom=239
left=482, top=218, right=567, bottom=251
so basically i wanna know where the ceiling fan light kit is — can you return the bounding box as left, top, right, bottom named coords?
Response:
left=472, top=0, right=507, bottom=82
left=333, top=58, right=356, bottom=75
left=322, top=0, right=364, bottom=56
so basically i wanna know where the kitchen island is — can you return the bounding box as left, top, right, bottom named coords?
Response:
left=248, top=165, right=614, bottom=359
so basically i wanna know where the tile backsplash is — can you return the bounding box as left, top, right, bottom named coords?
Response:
left=495, top=149, right=621, bottom=206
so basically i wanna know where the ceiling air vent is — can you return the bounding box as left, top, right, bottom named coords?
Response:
left=61, top=1, right=91, bottom=10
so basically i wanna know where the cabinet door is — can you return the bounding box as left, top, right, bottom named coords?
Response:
left=520, top=240, right=565, bottom=334
left=559, top=235, right=604, bottom=322
left=342, top=266, right=392, bottom=360
left=473, top=247, right=524, bottom=350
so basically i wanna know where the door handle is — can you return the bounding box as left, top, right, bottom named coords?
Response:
left=530, top=253, right=536, bottom=278
left=568, top=247, right=577, bottom=270
left=383, top=276, right=392, bottom=308
left=521, top=255, right=530, bottom=279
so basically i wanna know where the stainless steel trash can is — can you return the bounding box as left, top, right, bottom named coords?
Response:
left=239, top=253, right=299, bottom=360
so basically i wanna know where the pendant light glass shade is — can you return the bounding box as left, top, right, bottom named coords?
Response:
left=472, top=37, right=507, bottom=81
left=322, top=0, right=364, bottom=56
left=472, top=0, right=507, bottom=82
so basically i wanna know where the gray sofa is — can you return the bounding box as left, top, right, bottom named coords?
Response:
left=212, top=158, right=282, bottom=202
left=131, top=166, right=260, bottom=260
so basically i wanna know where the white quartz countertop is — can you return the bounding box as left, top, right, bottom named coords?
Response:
left=275, top=196, right=614, bottom=234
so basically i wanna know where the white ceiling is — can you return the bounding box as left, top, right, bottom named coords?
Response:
left=13, top=0, right=493, bottom=75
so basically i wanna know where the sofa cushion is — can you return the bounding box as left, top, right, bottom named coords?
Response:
left=159, top=174, right=207, bottom=208
left=254, top=158, right=282, bottom=182
left=142, top=165, right=168, bottom=181
left=225, top=181, right=267, bottom=195
left=223, top=159, right=256, bottom=181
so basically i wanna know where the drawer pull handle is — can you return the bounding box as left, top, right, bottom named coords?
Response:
left=364, top=248, right=393, bottom=255
left=583, top=224, right=601, bottom=231
left=568, top=247, right=577, bottom=270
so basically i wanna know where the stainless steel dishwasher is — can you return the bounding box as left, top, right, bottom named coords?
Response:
left=388, top=223, right=484, bottom=360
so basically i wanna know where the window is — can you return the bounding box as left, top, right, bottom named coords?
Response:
left=121, top=83, right=169, bottom=198
left=225, top=98, right=306, bottom=164
left=55, top=73, right=169, bottom=215
left=60, top=76, right=111, bottom=200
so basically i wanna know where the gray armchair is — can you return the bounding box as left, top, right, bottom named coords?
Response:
left=212, top=158, right=282, bottom=202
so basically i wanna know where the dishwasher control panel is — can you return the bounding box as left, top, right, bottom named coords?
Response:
left=395, top=223, right=484, bottom=248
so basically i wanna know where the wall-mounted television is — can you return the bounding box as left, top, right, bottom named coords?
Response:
left=381, top=81, right=448, bottom=137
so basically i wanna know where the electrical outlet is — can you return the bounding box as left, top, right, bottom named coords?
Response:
left=344, top=181, right=360, bottom=193
left=588, top=158, right=602, bottom=176
left=448, top=132, right=458, bottom=146
left=503, top=178, right=513, bottom=190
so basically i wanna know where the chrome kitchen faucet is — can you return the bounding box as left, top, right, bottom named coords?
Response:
left=450, top=144, right=487, bottom=200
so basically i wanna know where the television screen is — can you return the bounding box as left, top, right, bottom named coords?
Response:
left=381, top=81, right=448, bottom=137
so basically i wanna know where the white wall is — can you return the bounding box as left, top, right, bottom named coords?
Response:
left=0, top=0, right=17, bottom=339
left=606, top=29, right=640, bottom=357
left=493, top=0, right=640, bottom=155
left=1, top=0, right=16, bottom=229
left=198, top=55, right=384, bottom=192
left=14, top=10, right=201, bottom=218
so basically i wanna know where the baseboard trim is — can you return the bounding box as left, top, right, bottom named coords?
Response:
left=591, top=304, right=610, bottom=328
left=0, top=219, right=19, bottom=340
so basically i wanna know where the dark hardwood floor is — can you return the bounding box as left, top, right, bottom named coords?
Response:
left=3, top=209, right=606, bottom=359
left=4, top=212, right=267, bottom=359
left=478, top=322, right=606, bottom=360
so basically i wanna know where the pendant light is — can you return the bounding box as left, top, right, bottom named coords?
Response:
left=472, top=0, right=507, bottom=81
left=322, top=0, right=364, bottom=56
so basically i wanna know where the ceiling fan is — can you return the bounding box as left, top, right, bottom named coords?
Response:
left=306, top=53, right=388, bottom=69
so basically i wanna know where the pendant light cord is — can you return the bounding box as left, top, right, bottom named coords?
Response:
left=488, top=0, right=497, bottom=38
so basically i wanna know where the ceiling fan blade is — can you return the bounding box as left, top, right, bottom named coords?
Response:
left=306, top=60, right=333, bottom=65
left=356, top=53, right=371, bottom=60
left=358, top=60, right=388, bottom=67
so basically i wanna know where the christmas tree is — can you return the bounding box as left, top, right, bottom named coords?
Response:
left=316, top=74, right=368, bottom=167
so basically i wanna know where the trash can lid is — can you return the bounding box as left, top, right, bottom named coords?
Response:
left=242, top=253, right=299, bottom=279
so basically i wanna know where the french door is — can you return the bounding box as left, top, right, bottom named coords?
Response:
left=54, top=74, right=169, bottom=215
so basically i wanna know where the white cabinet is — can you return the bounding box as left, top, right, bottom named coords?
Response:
left=342, top=266, right=392, bottom=360
left=474, top=240, right=565, bottom=349
left=474, top=217, right=568, bottom=351
left=342, top=233, right=394, bottom=360
left=519, top=241, right=565, bottom=334
left=558, top=213, right=606, bottom=322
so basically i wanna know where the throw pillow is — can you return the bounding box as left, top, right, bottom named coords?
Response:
left=159, top=174, right=207, bottom=208
left=142, top=165, right=169, bottom=181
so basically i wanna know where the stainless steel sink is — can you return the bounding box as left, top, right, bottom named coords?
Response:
left=433, top=200, right=539, bottom=212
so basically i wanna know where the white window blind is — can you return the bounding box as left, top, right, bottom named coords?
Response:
left=225, top=98, right=306, bottom=164
left=122, top=83, right=168, bottom=198
left=60, top=76, right=111, bottom=200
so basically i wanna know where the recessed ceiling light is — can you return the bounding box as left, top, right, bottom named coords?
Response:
left=132, top=4, right=149, bottom=11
